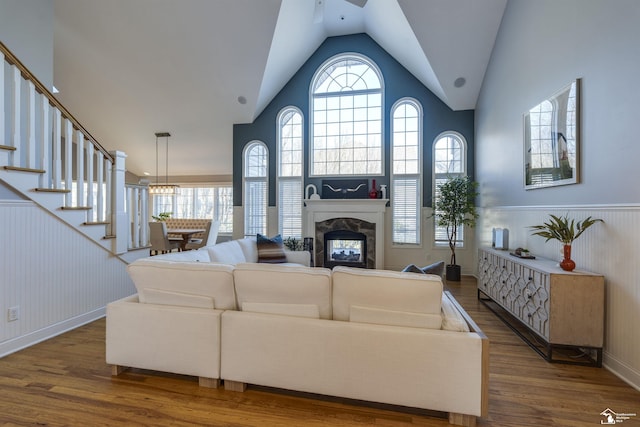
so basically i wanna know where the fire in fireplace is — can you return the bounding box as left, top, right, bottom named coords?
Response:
left=323, top=230, right=367, bottom=269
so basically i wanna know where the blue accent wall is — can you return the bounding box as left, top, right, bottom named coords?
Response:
left=233, top=33, right=474, bottom=207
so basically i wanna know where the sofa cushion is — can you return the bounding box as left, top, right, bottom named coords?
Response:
left=207, top=240, right=247, bottom=264
left=128, top=259, right=237, bottom=309
left=441, top=293, right=470, bottom=332
left=332, top=266, right=443, bottom=323
left=256, top=234, right=287, bottom=264
left=350, top=305, right=442, bottom=329
left=236, top=237, right=259, bottom=263
left=233, top=263, right=333, bottom=319
left=242, top=302, right=320, bottom=319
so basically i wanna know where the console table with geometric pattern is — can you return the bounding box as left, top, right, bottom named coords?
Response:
left=477, top=247, right=605, bottom=366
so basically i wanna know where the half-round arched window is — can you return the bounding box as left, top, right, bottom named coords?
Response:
left=310, top=53, right=383, bottom=176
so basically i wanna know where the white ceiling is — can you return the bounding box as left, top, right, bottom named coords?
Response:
left=53, top=0, right=507, bottom=179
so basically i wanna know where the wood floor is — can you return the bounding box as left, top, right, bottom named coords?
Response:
left=1, top=276, right=638, bottom=426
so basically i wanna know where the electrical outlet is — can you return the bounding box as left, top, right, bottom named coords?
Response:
left=8, top=306, right=19, bottom=322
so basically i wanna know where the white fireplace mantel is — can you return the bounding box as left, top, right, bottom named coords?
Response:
left=304, top=199, right=388, bottom=269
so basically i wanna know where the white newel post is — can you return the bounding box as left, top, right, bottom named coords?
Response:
left=110, top=150, right=128, bottom=254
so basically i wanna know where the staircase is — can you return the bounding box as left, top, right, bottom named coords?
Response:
left=0, top=41, right=146, bottom=254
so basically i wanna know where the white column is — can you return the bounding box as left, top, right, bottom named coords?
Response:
left=110, top=150, right=128, bottom=254
left=140, top=187, right=149, bottom=246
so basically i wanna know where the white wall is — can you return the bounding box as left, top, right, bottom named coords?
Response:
left=0, top=200, right=135, bottom=356
left=0, top=0, right=54, bottom=90
left=476, top=0, right=640, bottom=389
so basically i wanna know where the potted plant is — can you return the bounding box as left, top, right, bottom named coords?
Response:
left=152, top=212, right=172, bottom=222
left=529, top=214, right=603, bottom=271
left=433, top=176, right=479, bottom=281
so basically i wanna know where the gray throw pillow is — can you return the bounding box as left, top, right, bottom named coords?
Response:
left=421, top=261, right=445, bottom=277
left=401, top=264, right=424, bottom=274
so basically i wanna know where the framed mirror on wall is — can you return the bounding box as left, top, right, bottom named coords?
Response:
left=524, top=79, right=581, bottom=189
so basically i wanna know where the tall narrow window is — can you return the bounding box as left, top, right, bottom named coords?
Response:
left=433, top=132, right=466, bottom=246
left=278, top=107, right=303, bottom=239
left=310, top=54, right=383, bottom=176
left=391, top=99, right=422, bottom=245
left=243, top=141, right=268, bottom=237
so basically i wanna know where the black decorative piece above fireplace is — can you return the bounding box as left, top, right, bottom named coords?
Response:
left=323, top=229, right=367, bottom=269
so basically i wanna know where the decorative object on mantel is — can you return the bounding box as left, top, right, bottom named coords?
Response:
left=529, top=214, right=604, bottom=271
left=432, top=176, right=479, bottom=281
left=321, top=179, right=368, bottom=199
left=379, top=184, right=387, bottom=199
left=305, top=184, right=320, bottom=200
left=369, top=179, right=378, bottom=199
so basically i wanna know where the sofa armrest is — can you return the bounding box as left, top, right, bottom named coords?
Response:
left=284, top=250, right=311, bottom=267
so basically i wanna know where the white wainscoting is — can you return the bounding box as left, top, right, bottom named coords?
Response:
left=477, top=204, right=640, bottom=391
left=0, top=200, right=135, bottom=357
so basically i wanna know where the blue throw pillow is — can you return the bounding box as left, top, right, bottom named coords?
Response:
left=256, top=234, right=287, bottom=264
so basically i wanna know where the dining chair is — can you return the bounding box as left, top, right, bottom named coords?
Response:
left=185, top=220, right=220, bottom=250
left=149, top=221, right=182, bottom=256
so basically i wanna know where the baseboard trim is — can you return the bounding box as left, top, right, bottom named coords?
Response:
left=604, top=352, right=640, bottom=392
left=0, top=307, right=105, bottom=358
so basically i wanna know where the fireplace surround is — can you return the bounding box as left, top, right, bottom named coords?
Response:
left=304, top=199, right=387, bottom=269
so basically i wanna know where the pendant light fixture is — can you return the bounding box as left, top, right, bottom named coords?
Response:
left=149, top=132, right=180, bottom=195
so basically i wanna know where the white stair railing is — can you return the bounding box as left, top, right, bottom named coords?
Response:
left=0, top=41, right=129, bottom=253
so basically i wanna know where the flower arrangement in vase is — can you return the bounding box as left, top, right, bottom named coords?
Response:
left=529, top=214, right=603, bottom=271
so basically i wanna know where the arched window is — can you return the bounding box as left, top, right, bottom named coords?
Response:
left=243, top=141, right=268, bottom=237
left=433, top=132, right=466, bottom=246
left=310, top=53, right=383, bottom=176
left=391, top=98, right=422, bottom=245
left=277, top=107, right=303, bottom=239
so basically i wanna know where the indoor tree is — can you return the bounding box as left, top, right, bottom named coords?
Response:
left=433, top=175, right=479, bottom=281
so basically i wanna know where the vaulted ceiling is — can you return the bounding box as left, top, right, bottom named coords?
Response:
left=53, top=0, right=507, bottom=178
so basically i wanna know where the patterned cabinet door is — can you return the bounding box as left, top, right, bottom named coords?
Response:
left=477, top=250, right=492, bottom=294
left=522, top=270, right=550, bottom=339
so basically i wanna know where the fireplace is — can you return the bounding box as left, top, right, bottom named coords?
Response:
left=315, top=217, right=376, bottom=269
left=323, top=230, right=367, bottom=269
left=304, top=199, right=387, bottom=269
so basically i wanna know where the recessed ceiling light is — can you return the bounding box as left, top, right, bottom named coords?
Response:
left=454, top=77, right=466, bottom=88
left=143, top=172, right=151, bottom=176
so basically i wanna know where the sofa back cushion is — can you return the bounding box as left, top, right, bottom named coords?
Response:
left=332, top=266, right=443, bottom=329
left=233, top=263, right=333, bottom=319
left=236, top=237, right=259, bottom=263
left=128, top=258, right=236, bottom=309
left=207, top=240, right=247, bottom=264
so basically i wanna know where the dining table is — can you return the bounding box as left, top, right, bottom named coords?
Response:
left=167, top=228, right=206, bottom=251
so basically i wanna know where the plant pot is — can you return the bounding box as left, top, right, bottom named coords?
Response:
left=446, top=264, right=461, bottom=281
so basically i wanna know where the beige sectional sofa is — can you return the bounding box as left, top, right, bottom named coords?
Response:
left=106, top=240, right=488, bottom=426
